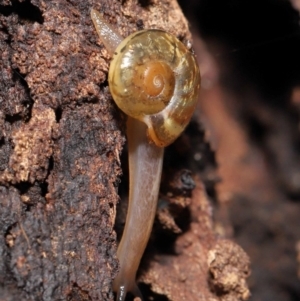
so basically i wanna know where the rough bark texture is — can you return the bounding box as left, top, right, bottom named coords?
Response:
left=0, top=1, right=250, bottom=301
left=0, top=1, right=125, bottom=300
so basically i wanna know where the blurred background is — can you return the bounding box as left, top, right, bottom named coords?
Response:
left=178, top=0, right=300, bottom=300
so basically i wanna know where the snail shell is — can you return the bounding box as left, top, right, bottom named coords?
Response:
left=108, top=29, right=201, bottom=147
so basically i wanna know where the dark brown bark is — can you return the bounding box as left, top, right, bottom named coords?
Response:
left=0, top=1, right=250, bottom=301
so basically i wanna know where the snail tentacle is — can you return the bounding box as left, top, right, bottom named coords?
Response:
left=91, top=8, right=123, bottom=55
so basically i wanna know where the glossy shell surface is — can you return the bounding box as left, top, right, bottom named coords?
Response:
left=108, top=30, right=201, bottom=147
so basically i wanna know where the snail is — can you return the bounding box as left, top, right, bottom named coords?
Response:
left=91, top=8, right=200, bottom=301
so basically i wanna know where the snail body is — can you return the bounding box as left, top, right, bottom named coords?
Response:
left=91, top=8, right=200, bottom=301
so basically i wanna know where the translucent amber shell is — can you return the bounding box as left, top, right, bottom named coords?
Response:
left=108, top=30, right=201, bottom=147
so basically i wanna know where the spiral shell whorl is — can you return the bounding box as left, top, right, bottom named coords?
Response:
left=109, top=30, right=200, bottom=147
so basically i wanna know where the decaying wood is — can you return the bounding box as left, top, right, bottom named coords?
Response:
left=0, top=0, right=250, bottom=300
left=184, top=0, right=300, bottom=300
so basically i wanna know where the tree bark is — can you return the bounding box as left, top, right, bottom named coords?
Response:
left=0, top=1, right=250, bottom=300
